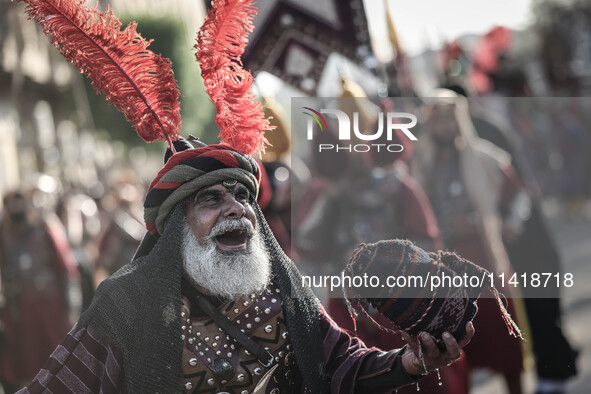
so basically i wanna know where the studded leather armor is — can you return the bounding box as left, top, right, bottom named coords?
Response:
left=180, top=281, right=299, bottom=393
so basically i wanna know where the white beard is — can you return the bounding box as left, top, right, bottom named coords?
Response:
left=182, top=218, right=271, bottom=300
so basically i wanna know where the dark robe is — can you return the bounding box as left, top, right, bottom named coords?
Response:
left=17, top=289, right=418, bottom=393
left=17, top=206, right=421, bottom=393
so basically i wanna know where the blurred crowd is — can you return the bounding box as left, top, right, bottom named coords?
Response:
left=2, top=0, right=591, bottom=393
left=286, top=19, right=589, bottom=394
left=290, top=90, right=584, bottom=394
left=0, top=164, right=149, bottom=392
left=1, top=91, right=586, bottom=392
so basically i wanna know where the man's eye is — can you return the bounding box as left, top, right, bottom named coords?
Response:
left=197, top=195, right=219, bottom=204
left=236, top=191, right=251, bottom=203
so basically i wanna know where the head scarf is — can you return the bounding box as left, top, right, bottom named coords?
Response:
left=143, top=144, right=260, bottom=235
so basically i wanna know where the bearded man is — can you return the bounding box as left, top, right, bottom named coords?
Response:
left=18, top=143, right=473, bottom=393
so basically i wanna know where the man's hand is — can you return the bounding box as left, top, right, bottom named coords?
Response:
left=400, top=322, right=475, bottom=376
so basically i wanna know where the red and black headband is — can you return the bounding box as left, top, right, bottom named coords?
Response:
left=144, top=145, right=260, bottom=235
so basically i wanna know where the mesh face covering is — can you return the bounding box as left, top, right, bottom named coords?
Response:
left=77, top=202, right=329, bottom=393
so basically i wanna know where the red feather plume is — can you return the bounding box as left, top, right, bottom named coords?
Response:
left=196, top=0, right=272, bottom=156
left=18, top=0, right=182, bottom=149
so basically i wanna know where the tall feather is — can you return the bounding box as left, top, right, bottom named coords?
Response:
left=18, top=0, right=182, bottom=149
left=196, top=0, right=272, bottom=156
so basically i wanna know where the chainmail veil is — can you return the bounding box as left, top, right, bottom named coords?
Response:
left=78, top=199, right=330, bottom=393
left=254, top=204, right=330, bottom=392
left=77, top=205, right=186, bottom=393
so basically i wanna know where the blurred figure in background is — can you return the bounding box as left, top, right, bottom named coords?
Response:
left=445, top=86, right=579, bottom=394
left=0, top=190, right=79, bottom=393
left=258, top=97, right=294, bottom=257
left=411, top=90, right=528, bottom=394
left=56, top=189, right=101, bottom=312
left=551, top=99, right=590, bottom=220
left=295, top=83, right=470, bottom=392
left=93, top=169, right=145, bottom=287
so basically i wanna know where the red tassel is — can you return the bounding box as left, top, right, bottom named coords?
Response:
left=196, top=0, right=272, bottom=156
left=18, top=0, right=182, bottom=149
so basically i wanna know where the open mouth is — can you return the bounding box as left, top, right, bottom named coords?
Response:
left=215, top=228, right=249, bottom=250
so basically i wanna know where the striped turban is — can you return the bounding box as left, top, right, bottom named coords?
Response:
left=144, top=144, right=260, bottom=235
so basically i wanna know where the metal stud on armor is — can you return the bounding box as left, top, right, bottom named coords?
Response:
left=181, top=281, right=297, bottom=392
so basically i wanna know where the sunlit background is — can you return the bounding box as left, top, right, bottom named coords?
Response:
left=1, top=0, right=590, bottom=392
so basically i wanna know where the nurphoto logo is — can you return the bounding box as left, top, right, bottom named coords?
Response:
left=303, top=107, right=418, bottom=153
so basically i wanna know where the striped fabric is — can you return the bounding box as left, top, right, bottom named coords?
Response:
left=143, top=144, right=260, bottom=235
left=16, top=326, right=126, bottom=394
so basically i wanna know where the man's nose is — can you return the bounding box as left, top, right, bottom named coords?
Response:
left=223, top=196, right=246, bottom=218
